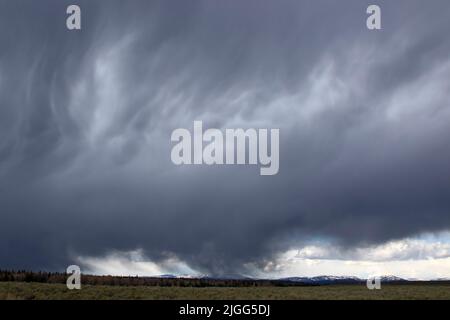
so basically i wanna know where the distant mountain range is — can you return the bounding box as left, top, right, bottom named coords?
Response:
left=278, top=275, right=406, bottom=284
left=4, top=270, right=448, bottom=288
left=157, top=274, right=411, bottom=284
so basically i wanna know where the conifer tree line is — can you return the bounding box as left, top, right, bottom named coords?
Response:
left=0, top=270, right=313, bottom=287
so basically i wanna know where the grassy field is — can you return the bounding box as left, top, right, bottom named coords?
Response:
left=0, top=282, right=449, bottom=300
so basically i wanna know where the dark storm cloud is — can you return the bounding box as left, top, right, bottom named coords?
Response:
left=1, top=0, right=450, bottom=274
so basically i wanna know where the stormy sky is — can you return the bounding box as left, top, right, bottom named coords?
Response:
left=1, top=0, right=450, bottom=278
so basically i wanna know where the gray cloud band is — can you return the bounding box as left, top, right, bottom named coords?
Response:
left=1, top=0, right=450, bottom=274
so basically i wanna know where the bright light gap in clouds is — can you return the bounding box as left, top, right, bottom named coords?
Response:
left=78, top=232, right=450, bottom=280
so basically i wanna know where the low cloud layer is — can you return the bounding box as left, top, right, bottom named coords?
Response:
left=294, top=232, right=450, bottom=262
left=259, top=232, right=450, bottom=280
left=1, top=0, right=450, bottom=276
left=77, top=232, right=450, bottom=279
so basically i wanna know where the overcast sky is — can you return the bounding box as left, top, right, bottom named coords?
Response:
left=1, top=0, right=450, bottom=279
